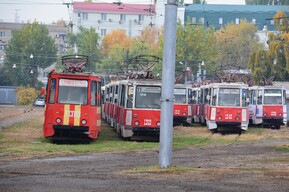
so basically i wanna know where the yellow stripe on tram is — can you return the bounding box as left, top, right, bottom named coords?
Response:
left=63, top=104, right=70, bottom=125
left=74, top=105, right=81, bottom=126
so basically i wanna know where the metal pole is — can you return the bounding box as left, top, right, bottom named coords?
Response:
left=159, top=0, right=178, bottom=168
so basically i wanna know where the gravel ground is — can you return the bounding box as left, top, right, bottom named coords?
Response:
left=1, top=105, right=289, bottom=192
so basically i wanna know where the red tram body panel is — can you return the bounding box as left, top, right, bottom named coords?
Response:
left=43, top=55, right=102, bottom=141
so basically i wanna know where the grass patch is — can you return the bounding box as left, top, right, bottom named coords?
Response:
left=2, top=117, right=288, bottom=160
left=275, top=145, right=289, bottom=152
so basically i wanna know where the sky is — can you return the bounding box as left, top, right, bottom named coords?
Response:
left=0, top=0, right=245, bottom=24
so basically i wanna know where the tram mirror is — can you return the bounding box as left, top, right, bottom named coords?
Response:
left=206, top=95, right=210, bottom=100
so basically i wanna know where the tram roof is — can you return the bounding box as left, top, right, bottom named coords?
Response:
left=116, top=79, right=162, bottom=86
left=200, top=82, right=248, bottom=88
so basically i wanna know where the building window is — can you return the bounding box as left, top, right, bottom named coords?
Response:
left=200, top=17, right=205, bottom=24
left=82, top=13, right=88, bottom=20
left=138, top=15, right=144, bottom=21
left=101, top=29, right=107, bottom=37
left=138, top=30, right=142, bottom=36
left=219, top=17, right=223, bottom=25
left=270, top=19, right=274, bottom=25
left=192, top=17, right=196, bottom=23
left=120, top=14, right=126, bottom=21
left=252, top=18, right=256, bottom=24
left=0, top=31, right=5, bottom=37
left=101, top=13, right=107, bottom=21
left=0, top=44, right=4, bottom=51
left=235, top=18, right=240, bottom=25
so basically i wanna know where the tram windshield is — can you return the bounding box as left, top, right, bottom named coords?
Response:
left=264, top=89, right=282, bottom=105
left=218, top=88, right=240, bottom=107
left=58, top=79, right=88, bottom=105
left=135, top=86, right=161, bottom=109
left=174, top=88, right=186, bottom=104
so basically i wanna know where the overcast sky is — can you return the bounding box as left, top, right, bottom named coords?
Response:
left=0, top=0, right=245, bottom=24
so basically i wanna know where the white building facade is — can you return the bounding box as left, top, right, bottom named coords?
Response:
left=73, top=2, right=157, bottom=38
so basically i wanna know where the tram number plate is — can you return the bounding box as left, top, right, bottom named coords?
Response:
left=144, top=119, right=152, bottom=126
left=66, top=111, right=80, bottom=118
left=225, top=114, right=232, bottom=120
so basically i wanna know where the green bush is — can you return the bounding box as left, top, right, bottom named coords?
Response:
left=16, top=87, right=38, bottom=105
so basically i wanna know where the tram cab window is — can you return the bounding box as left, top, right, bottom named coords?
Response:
left=135, top=86, right=161, bottom=109
left=58, top=79, right=88, bottom=105
left=48, top=78, right=56, bottom=104
left=219, top=88, right=240, bottom=106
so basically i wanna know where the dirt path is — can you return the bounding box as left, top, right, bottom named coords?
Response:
left=1, top=139, right=289, bottom=192
left=0, top=105, right=44, bottom=130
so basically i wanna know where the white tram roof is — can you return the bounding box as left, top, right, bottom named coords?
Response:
left=200, top=82, right=248, bottom=88
left=115, top=79, right=162, bottom=86
left=174, top=84, right=192, bottom=89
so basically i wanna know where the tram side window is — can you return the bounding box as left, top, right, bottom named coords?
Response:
left=91, top=81, right=96, bottom=106
left=212, top=88, right=217, bottom=106
left=114, top=85, right=118, bottom=103
left=48, top=78, right=56, bottom=104
left=120, top=85, right=125, bottom=107
left=188, top=89, right=192, bottom=104
left=257, top=90, right=263, bottom=105
left=127, top=86, right=133, bottom=108
left=204, top=88, right=210, bottom=104
left=97, top=82, right=101, bottom=106
left=283, top=90, right=286, bottom=105
left=242, top=89, right=249, bottom=107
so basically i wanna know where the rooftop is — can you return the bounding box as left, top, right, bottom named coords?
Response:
left=185, top=4, right=289, bottom=13
left=73, top=2, right=155, bottom=15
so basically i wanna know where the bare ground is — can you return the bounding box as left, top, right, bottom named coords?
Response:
left=0, top=106, right=289, bottom=192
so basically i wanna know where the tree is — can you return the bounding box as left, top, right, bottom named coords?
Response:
left=67, top=26, right=100, bottom=71
left=2, top=21, right=57, bottom=87
left=172, top=20, right=217, bottom=81
left=248, top=11, right=289, bottom=83
left=216, top=20, right=260, bottom=71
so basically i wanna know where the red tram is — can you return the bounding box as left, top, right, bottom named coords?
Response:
left=199, top=82, right=249, bottom=132
left=104, top=79, right=162, bottom=139
left=173, top=84, right=193, bottom=125
left=249, top=86, right=287, bottom=129
left=43, top=55, right=102, bottom=141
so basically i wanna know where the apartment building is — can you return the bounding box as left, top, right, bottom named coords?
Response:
left=72, top=2, right=156, bottom=38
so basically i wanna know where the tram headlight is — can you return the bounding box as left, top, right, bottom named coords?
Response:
left=134, top=121, right=140, bottom=126
left=235, top=116, right=240, bottom=121
left=182, top=112, right=186, bottom=116
left=279, top=113, right=282, bottom=117
left=218, top=116, right=222, bottom=120
left=81, top=119, right=87, bottom=125
left=264, top=112, right=267, bottom=117
left=56, top=118, right=62, bottom=124
left=157, top=121, right=161, bottom=126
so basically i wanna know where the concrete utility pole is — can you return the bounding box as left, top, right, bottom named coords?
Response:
left=159, top=0, right=178, bottom=168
